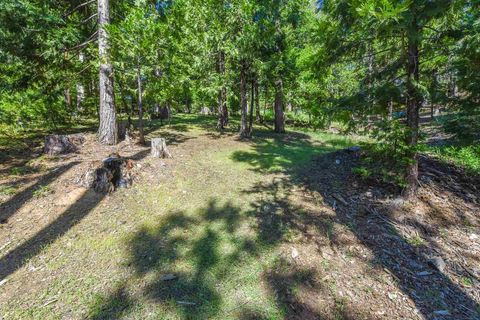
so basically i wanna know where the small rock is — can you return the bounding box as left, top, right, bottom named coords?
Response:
left=161, top=274, right=177, bottom=281
left=469, top=234, right=478, bottom=240
left=388, top=292, right=397, bottom=301
left=291, top=248, right=299, bottom=259
left=429, top=256, right=446, bottom=272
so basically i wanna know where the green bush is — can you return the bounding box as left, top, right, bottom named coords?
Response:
left=428, top=144, right=480, bottom=174
left=355, top=119, right=417, bottom=188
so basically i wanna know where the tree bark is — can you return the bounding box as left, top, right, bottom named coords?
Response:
left=137, top=63, right=145, bottom=144
left=76, top=52, right=85, bottom=116
left=44, top=134, right=85, bottom=155
left=274, top=79, right=285, bottom=133
left=254, top=77, right=261, bottom=123
left=64, top=88, right=72, bottom=108
left=79, top=153, right=134, bottom=193
left=388, top=98, right=393, bottom=120
left=249, top=78, right=254, bottom=132
left=404, top=26, right=421, bottom=198
left=239, top=60, right=251, bottom=138
left=97, top=0, right=118, bottom=145
left=217, top=51, right=228, bottom=130
left=264, top=85, right=268, bottom=118
left=151, top=138, right=172, bottom=158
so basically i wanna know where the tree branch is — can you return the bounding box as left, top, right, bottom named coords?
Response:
left=81, top=13, right=98, bottom=24
left=66, top=30, right=98, bottom=51
left=64, top=0, right=96, bottom=18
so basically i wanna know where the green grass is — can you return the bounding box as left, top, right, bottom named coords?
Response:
left=0, top=114, right=359, bottom=320
left=423, top=144, right=480, bottom=175
left=406, top=235, right=425, bottom=247
left=32, top=185, right=52, bottom=198
left=0, top=185, right=16, bottom=196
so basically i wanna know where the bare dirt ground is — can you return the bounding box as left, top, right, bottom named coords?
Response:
left=0, top=121, right=478, bottom=319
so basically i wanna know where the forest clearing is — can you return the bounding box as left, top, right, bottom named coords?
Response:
left=1, top=0, right=479, bottom=319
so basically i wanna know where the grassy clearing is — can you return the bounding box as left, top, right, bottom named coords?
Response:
left=0, top=115, right=357, bottom=319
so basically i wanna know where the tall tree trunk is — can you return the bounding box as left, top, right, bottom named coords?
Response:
left=254, top=78, right=261, bottom=123
left=274, top=79, right=285, bottom=133
left=388, top=98, right=393, bottom=120
left=117, top=76, right=132, bottom=128
left=239, top=60, right=250, bottom=138
left=264, top=85, right=268, bottom=118
left=97, top=0, right=117, bottom=145
left=63, top=52, right=72, bottom=111
left=76, top=52, right=85, bottom=116
left=64, top=88, right=72, bottom=108
left=249, top=78, right=254, bottom=132
left=217, top=51, right=228, bottom=130
left=137, top=63, right=145, bottom=144
left=404, top=27, right=421, bottom=198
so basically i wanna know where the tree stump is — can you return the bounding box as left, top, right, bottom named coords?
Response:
left=118, top=120, right=129, bottom=140
left=78, top=153, right=134, bottom=193
left=199, top=106, right=211, bottom=115
left=44, top=134, right=85, bottom=155
left=151, top=138, right=171, bottom=158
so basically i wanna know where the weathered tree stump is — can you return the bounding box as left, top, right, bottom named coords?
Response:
left=44, top=134, right=85, bottom=155
left=118, top=120, right=129, bottom=140
left=78, top=153, right=134, bottom=193
left=199, top=106, right=211, bottom=115
left=151, top=138, right=171, bottom=158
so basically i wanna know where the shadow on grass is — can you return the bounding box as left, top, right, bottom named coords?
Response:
left=0, top=161, right=80, bottom=224
left=88, top=199, right=261, bottom=319
left=88, top=127, right=478, bottom=319
left=230, top=130, right=351, bottom=175
left=87, top=132, right=365, bottom=320
left=234, top=133, right=480, bottom=319
left=0, top=149, right=150, bottom=281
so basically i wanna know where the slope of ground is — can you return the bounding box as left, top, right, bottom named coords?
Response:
left=0, top=115, right=478, bottom=319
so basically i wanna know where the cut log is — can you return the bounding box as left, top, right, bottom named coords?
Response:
left=151, top=138, right=171, bottom=158
left=44, top=134, right=85, bottom=155
left=77, top=153, right=134, bottom=193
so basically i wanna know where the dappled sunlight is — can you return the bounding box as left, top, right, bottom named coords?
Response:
left=89, top=199, right=273, bottom=319
left=230, top=131, right=347, bottom=174
left=1, top=118, right=478, bottom=319
left=231, top=133, right=480, bottom=319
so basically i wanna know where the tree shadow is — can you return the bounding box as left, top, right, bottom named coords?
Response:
left=0, top=161, right=80, bottom=224
left=231, top=133, right=480, bottom=319
left=0, top=149, right=150, bottom=281
left=89, top=199, right=255, bottom=319
left=230, top=130, right=342, bottom=175
left=86, top=128, right=478, bottom=319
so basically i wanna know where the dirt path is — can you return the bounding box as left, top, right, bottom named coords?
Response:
left=0, top=121, right=478, bottom=319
